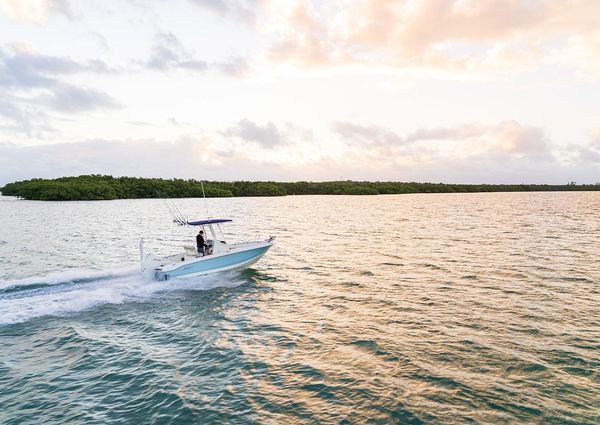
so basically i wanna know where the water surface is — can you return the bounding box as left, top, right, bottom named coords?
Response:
left=0, top=193, right=598, bottom=423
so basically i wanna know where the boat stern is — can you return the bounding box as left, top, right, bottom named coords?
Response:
left=140, top=251, right=164, bottom=280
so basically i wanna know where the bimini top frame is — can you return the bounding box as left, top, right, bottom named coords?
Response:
left=187, top=219, right=232, bottom=226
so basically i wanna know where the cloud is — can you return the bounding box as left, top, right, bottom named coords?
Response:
left=187, top=0, right=260, bottom=23
left=326, top=120, right=600, bottom=183
left=0, top=137, right=207, bottom=185
left=215, top=57, right=251, bottom=78
left=404, top=122, right=550, bottom=157
left=0, top=94, right=55, bottom=137
left=188, top=0, right=228, bottom=14
left=0, top=136, right=292, bottom=186
left=489, top=122, right=550, bottom=156
left=577, top=145, right=600, bottom=163
left=223, top=119, right=287, bottom=148
left=266, top=0, right=600, bottom=77
left=0, top=0, right=71, bottom=23
left=333, top=120, right=553, bottom=160
left=0, top=43, right=118, bottom=135
left=0, top=42, right=108, bottom=89
left=41, top=84, right=120, bottom=112
left=0, top=43, right=112, bottom=87
left=146, top=32, right=208, bottom=72
left=548, top=31, right=600, bottom=78
left=332, top=122, right=404, bottom=147
left=144, top=32, right=251, bottom=77
left=221, top=119, right=314, bottom=150
left=0, top=128, right=598, bottom=186
left=568, top=133, right=600, bottom=164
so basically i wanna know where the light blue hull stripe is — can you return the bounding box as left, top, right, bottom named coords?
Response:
left=157, top=245, right=270, bottom=280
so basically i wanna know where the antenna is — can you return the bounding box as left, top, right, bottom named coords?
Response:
left=200, top=180, right=210, bottom=220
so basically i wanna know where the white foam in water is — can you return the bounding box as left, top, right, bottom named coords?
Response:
left=0, top=267, right=246, bottom=326
left=0, top=267, right=140, bottom=291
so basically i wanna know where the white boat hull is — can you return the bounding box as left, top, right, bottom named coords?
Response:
left=141, top=239, right=274, bottom=281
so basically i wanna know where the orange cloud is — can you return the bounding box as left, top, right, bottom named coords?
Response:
left=0, top=0, right=71, bottom=23
left=267, top=0, right=600, bottom=76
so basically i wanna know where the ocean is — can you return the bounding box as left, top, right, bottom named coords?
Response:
left=0, top=193, right=598, bottom=424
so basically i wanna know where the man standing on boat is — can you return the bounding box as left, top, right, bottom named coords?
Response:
left=196, top=230, right=208, bottom=256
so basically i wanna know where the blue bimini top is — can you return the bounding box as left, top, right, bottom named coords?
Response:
left=187, top=219, right=232, bottom=226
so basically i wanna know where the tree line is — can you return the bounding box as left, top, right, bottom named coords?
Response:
left=0, top=175, right=598, bottom=201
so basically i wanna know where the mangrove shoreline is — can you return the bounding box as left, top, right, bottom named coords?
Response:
left=1, top=175, right=598, bottom=201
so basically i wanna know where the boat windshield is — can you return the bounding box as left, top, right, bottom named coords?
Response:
left=213, top=224, right=227, bottom=243
left=198, top=224, right=227, bottom=244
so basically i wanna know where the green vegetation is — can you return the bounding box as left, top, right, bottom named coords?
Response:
left=0, top=175, right=598, bottom=201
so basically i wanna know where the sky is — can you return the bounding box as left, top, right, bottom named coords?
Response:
left=0, top=0, right=599, bottom=185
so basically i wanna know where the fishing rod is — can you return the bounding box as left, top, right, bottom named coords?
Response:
left=162, top=198, right=181, bottom=225
left=158, top=191, right=187, bottom=225
left=169, top=198, right=187, bottom=225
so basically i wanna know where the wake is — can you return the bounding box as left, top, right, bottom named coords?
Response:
left=0, top=267, right=246, bottom=326
left=0, top=267, right=140, bottom=293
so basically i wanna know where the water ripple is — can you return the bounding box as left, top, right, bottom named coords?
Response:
left=0, top=193, right=599, bottom=423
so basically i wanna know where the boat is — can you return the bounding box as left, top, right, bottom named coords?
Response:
left=140, top=218, right=275, bottom=281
